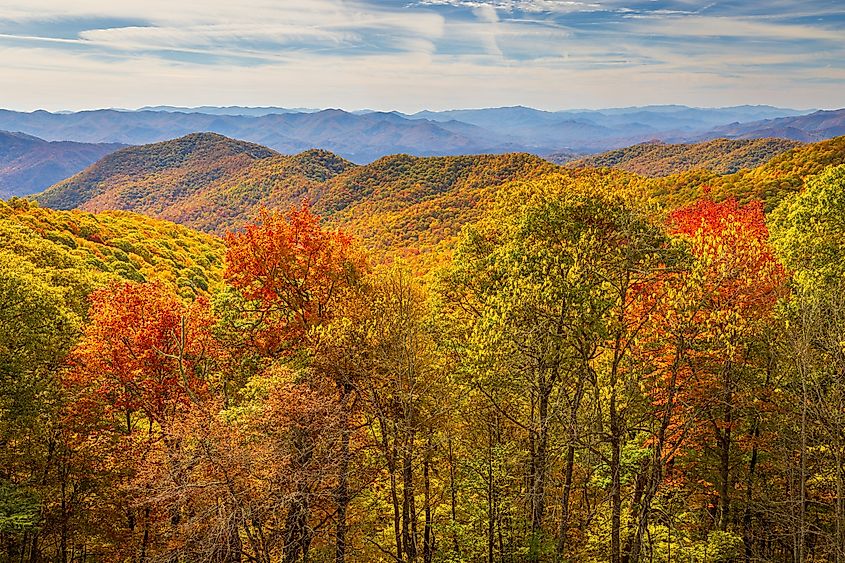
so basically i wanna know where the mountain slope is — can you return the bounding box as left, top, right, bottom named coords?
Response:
left=0, top=131, right=123, bottom=197
left=319, top=152, right=559, bottom=254
left=36, top=134, right=558, bottom=252
left=38, top=133, right=278, bottom=212
left=162, top=148, right=358, bottom=231
left=567, top=138, right=801, bottom=176
left=1, top=198, right=224, bottom=298
left=543, top=150, right=584, bottom=165
left=650, top=135, right=845, bottom=209
left=35, top=133, right=845, bottom=267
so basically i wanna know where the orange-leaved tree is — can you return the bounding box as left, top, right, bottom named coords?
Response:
left=63, top=280, right=218, bottom=558
left=665, top=198, right=786, bottom=541
left=67, top=281, right=216, bottom=424
left=224, top=204, right=365, bottom=356
left=223, top=204, right=367, bottom=563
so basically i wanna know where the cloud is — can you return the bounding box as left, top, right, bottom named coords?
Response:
left=418, top=0, right=602, bottom=13
left=622, top=14, right=844, bottom=43
left=0, top=0, right=446, bottom=59
left=0, top=0, right=841, bottom=111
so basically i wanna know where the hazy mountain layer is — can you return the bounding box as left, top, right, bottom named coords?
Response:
left=697, top=109, right=845, bottom=142
left=0, top=130, right=123, bottom=197
left=0, top=105, right=835, bottom=168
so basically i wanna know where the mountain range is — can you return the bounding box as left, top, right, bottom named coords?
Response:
left=1, top=105, right=841, bottom=168
left=37, top=133, right=557, bottom=251
left=0, top=131, right=122, bottom=198
left=699, top=109, right=845, bottom=142
left=36, top=132, right=845, bottom=263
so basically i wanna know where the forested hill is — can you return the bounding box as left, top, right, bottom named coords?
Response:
left=0, top=197, right=224, bottom=299
left=36, top=133, right=558, bottom=248
left=650, top=135, right=845, bottom=209
left=564, top=137, right=801, bottom=176
left=37, top=132, right=278, bottom=211
left=35, top=134, right=845, bottom=262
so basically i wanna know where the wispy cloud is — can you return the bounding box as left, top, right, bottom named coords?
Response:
left=0, top=0, right=841, bottom=111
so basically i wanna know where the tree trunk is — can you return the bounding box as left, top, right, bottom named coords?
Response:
left=423, top=435, right=433, bottom=563
left=556, top=442, right=576, bottom=560
left=60, top=466, right=68, bottom=563
left=621, top=459, right=648, bottom=563
left=389, top=430, right=403, bottom=562
left=835, top=444, right=844, bottom=563
left=556, top=368, right=587, bottom=560
left=487, top=432, right=495, bottom=563
left=528, top=366, right=550, bottom=562
left=609, top=284, right=628, bottom=563
left=447, top=436, right=460, bottom=557
left=139, top=506, right=150, bottom=563
left=610, top=387, right=622, bottom=563
left=335, top=389, right=352, bottom=563
left=742, top=418, right=760, bottom=561
left=402, top=431, right=417, bottom=562
left=282, top=497, right=308, bottom=563
left=717, top=364, right=733, bottom=532
left=284, top=430, right=314, bottom=563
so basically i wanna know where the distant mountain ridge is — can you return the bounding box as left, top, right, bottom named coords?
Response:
left=697, top=109, right=845, bottom=142
left=0, top=130, right=123, bottom=197
left=139, top=105, right=321, bottom=116
left=0, top=105, right=836, bottom=170
left=0, top=108, right=523, bottom=164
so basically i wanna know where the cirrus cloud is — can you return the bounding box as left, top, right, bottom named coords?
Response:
left=0, top=0, right=841, bottom=111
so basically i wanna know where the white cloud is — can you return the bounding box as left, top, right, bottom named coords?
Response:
left=0, top=0, right=841, bottom=111
left=623, top=14, right=845, bottom=42
left=0, top=0, right=446, bottom=55
left=418, top=0, right=602, bottom=13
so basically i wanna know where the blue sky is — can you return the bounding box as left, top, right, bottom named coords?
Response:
left=0, top=0, right=842, bottom=111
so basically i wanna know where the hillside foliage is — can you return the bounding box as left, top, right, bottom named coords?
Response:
left=4, top=136, right=845, bottom=562
left=35, top=135, right=845, bottom=270
left=0, top=197, right=224, bottom=297
left=567, top=137, right=801, bottom=176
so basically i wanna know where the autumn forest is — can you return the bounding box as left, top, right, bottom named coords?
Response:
left=1, top=127, right=845, bottom=563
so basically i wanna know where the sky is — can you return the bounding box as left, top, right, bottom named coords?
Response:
left=0, top=0, right=842, bottom=112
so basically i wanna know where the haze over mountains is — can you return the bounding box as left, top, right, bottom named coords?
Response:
left=0, top=131, right=122, bottom=198
left=700, top=109, right=845, bottom=142
left=2, top=104, right=842, bottom=197
left=1, top=105, right=840, bottom=165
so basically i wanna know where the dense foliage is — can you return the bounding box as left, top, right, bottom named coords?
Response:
left=650, top=136, right=845, bottom=209
left=35, top=135, right=845, bottom=268
left=4, top=139, right=845, bottom=562
left=37, top=133, right=278, bottom=212
left=567, top=138, right=801, bottom=177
